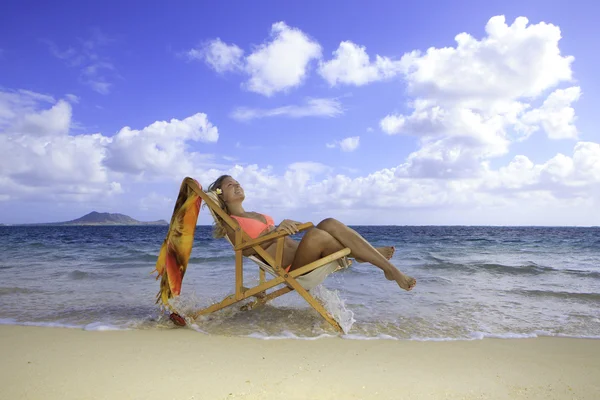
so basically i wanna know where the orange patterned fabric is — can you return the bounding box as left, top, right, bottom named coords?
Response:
left=152, top=177, right=202, bottom=309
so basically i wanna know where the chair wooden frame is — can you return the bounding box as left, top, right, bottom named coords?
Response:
left=187, top=182, right=351, bottom=332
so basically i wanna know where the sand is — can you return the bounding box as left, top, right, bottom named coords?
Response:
left=0, top=325, right=598, bottom=400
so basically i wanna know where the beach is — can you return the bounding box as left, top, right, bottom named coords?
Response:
left=1, top=325, right=598, bottom=400
left=2, top=225, right=599, bottom=399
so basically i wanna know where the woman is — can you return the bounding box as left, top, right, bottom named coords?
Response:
left=207, top=175, right=416, bottom=291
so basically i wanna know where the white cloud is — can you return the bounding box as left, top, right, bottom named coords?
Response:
left=231, top=98, right=342, bottom=121
left=327, top=136, right=360, bottom=152
left=188, top=38, right=244, bottom=73
left=4, top=16, right=598, bottom=225
left=206, top=16, right=598, bottom=224
left=319, top=41, right=400, bottom=86
left=244, top=22, right=322, bottom=96
left=379, top=114, right=405, bottom=135
left=190, top=21, right=321, bottom=96
left=1, top=88, right=598, bottom=224
left=0, top=90, right=114, bottom=199
left=482, top=142, right=600, bottom=195
left=0, top=88, right=221, bottom=203
left=376, top=15, right=577, bottom=179
left=340, top=136, right=360, bottom=152
left=0, top=89, right=63, bottom=133
left=399, top=16, right=574, bottom=103
left=213, top=138, right=600, bottom=225
left=104, top=113, right=219, bottom=177
left=198, top=15, right=597, bottom=224
left=0, top=89, right=55, bottom=127
left=520, top=86, right=581, bottom=140
left=13, top=100, right=72, bottom=136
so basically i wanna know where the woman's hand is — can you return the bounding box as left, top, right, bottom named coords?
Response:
left=276, top=219, right=302, bottom=235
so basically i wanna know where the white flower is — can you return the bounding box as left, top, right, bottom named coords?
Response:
left=215, top=188, right=222, bottom=195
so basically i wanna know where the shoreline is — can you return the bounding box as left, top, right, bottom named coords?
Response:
left=3, top=319, right=600, bottom=341
left=1, top=325, right=599, bottom=399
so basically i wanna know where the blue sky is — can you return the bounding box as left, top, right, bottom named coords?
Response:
left=1, top=1, right=599, bottom=225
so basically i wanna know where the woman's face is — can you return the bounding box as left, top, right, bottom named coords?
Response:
left=220, top=177, right=244, bottom=204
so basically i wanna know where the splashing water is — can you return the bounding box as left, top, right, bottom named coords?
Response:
left=312, top=285, right=356, bottom=334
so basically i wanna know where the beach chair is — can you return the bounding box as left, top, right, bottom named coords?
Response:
left=153, top=177, right=352, bottom=332
left=195, top=190, right=352, bottom=332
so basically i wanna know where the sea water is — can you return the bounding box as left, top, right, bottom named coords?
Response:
left=1, top=225, right=599, bottom=340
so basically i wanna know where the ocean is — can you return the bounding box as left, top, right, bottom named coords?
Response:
left=1, top=225, right=599, bottom=341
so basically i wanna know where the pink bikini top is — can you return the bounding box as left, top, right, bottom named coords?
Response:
left=230, top=214, right=275, bottom=239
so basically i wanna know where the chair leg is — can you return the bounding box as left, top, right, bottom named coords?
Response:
left=240, top=286, right=292, bottom=311
left=193, top=253, right=349, bottom=332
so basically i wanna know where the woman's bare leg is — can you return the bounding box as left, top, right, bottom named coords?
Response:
left=355, top=246, right=395, bottom=263
left=316, top=218, right=416, bottom=291
left=289, top=228, right=346, bottom=271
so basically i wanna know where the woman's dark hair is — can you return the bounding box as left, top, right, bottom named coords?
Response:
left=207, top=174, right=231, bottom=193
left=205, top=174, right=231, bottom=238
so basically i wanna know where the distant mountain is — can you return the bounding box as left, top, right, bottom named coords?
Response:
left=64, top=212, right=168, bottom=225
left=17, top=211, right=168, bottom=226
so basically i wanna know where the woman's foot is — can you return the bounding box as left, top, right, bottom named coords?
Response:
left=384, top=268, right=417, bottom=291
left=355, top=246, right=395, bottom=263
left=169, top=312, right=186, bottom=326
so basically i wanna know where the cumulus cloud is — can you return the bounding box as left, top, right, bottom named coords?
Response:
left=0, top=89, right=55, bottom=127
left=220, top=139, right=600, bottom=225
left=399, top=16, right=573, bottom=103
left=319, top=41, right=400, bottom=86
left=482, top=142, right=600, bottom=196
left=104, top=113, right=219, bottom=177
left=244, top=22, right=322, bottom=96
left=187, top=38, right=244, bottom=73
left=13, top=100, right=72, bottom=136
left=2, top=89, right=598, bottom=224
left=0, top=90, right=113, bottom=199
left=0, top=88, right=220, bottom=203
left=4, top=16, right=598, bottom=225
left=326, top=136, right=360, bottom=152
left=373, top=16, right=578, bottom=179
left=231, top=97, right=342, bottom=121
left=189, top=22, right=321, bottom=96
left=210, top=15, right=598, bottom=224
left=379, top=114, right=405, bottom=135
left=519, top=86, right=581, bottom=140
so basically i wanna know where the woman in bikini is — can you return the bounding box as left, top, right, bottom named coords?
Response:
left=207, top=175, right=416, bottom=291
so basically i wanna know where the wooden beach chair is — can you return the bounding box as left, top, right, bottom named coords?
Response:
left=195, top=190, right=352, bottom=332
left=153, top=177, right=352, bottom=332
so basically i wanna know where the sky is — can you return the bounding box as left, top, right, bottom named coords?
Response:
left=1, top=0, right=599, bottom=226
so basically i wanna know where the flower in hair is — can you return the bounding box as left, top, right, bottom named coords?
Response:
left=215, top=188, right=222, bottom=195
